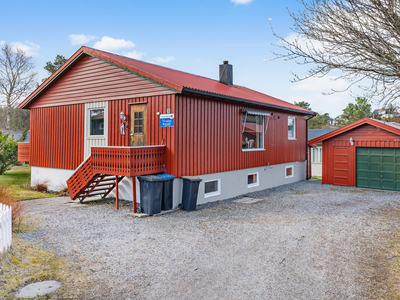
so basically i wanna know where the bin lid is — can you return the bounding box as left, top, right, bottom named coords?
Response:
left=181, top=176, right=202, bottom=182
left=137, top=175, right=165, bottom=182
left=157, top=174, right=175, bottom=179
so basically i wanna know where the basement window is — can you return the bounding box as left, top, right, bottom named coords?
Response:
left=89, top=109, right=104, bottom=136
left=247, top=172, right=259, bottom=188
left=288, top=116, right=296, bottom=140
left=204, top=179, right=221, bottom=198
left=285, top=165, right=294, bottom=178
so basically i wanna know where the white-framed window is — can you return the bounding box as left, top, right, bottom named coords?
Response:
left=288, top=116, right=296, bottom=140
left=247, top=172, right=259, bottom=188
left=242, top=110, right=269, bottom=151
left=312, top=147, right=322, bottom=163
left=89, top=108, right=105, bottom=136
left=285, top=165, right=294, bottom=178
left=204, top=179, right=221, bottom=198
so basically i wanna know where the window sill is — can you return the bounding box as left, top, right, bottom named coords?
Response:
left=242, top=148, right=266, bottom=152
left=288, top=138, right=297, bottom=141
left=204, top=191, right=221, bottom=198
left=247, top=183, right=259, bottom=188
left=87, top=135, right=106, bottom=140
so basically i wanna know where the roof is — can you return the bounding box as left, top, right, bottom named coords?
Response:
left=308, top=128, right=337, bottom=141
left=19, top=46, right=315, bottom=115
left=308, top=118, right=400, bottom=145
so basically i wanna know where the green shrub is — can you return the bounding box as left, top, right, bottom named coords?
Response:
left=0, top=130, right=27, bottom=175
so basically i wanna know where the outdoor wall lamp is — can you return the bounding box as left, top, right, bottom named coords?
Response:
left=349, top=137, right=354, bottom=145
left=120, top=111, right=128, bottom=135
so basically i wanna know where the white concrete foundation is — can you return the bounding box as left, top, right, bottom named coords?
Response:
left=194, top=161, right=306, bottom=205
left=34, top=161, right=306, bottom=207
left=31, top=166, right=74, bottom=191
left=111, top=161, right=307, bottom=209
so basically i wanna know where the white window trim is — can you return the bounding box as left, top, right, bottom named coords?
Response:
left=88, top=108, right=106, bottom=138
left=247, top=172, right=259, bottom=188
left=204, top=179, right=221, bottom=198
left=285, top=165, right=294, bottom=179
left=288, top=116, right=296, bottom=140
left=242, top=148, right=266, bottom=152
left=242, top=111, right=265, bottom=151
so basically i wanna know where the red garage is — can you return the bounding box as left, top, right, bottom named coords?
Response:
left=308, top=117, right=400, bottom=191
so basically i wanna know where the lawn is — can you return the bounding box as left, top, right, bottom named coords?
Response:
left=0, top=164, right=56, bottom=200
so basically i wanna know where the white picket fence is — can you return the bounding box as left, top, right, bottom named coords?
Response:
left=0, top=204, right=12, bottom=253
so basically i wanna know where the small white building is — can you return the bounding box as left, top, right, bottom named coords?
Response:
left=308, top=128, right=337, bottom=177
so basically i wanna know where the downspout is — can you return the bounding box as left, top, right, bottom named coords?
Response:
left=306, top=115, right=316, bottom=180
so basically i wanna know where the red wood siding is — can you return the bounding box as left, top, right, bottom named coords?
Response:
left=322, top=124, right=400, bottom=186
left=27, top=55, right=174, bottom=109
left=174, top=93, right=307, bottom=177
left=108, top=95, right=176, bottom=175
left=30, top=105, right=84, bottom=170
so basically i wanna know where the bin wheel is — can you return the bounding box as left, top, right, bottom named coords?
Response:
left=178, top=204, right=183, bottom=209
left=136, top=206, right=142, bottom=213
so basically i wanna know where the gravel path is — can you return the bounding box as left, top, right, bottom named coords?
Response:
left=24, top=180, right=400, bottom=299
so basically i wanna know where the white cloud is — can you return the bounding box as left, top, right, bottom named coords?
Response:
left=123, top=50, right=146, bottom=60
left=152, top=56, right=175, bottom=64
left=7, top=41, right=40, bottom=56
left=231, top=0, right=254, bottom=4
left=69, top=34, right=97, bottom=45
left=92, top=36, right=135, bottom=52
left=291, top=76, right=351, bottom=117
left=0, top=41, right=5, bottom=46
left=292, top=75, right=348, bottom=92
left=283, top=32, right=324, bottom=53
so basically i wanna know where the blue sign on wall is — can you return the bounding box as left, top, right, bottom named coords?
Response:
left=160, top=114, right=174, bottom=127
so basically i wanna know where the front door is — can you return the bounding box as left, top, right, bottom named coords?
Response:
left=333, top=146, right=349, bottom=186
left=130, top=104, right=147, bottom=146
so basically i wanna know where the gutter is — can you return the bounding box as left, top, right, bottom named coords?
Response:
left=182, top=87, right=316, bottom=116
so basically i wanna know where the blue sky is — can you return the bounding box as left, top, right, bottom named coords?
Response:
left=1, top=0, right=375, bottom=117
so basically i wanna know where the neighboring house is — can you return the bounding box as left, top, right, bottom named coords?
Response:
left=308, top=128, right=337, bottom=177
left=308, top=118, right=400, bottom=191
left=17, top=46, right=315, bottom=209
left=373, top=108, right=399, bottom=120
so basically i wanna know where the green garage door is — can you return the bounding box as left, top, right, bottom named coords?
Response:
left=357, top=147, right=400, bottom=191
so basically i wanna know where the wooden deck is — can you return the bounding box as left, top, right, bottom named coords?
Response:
left=91, top=146, right=165, bottom=176
left=67, top=146, right=165, bottom=201
left=17, top=143, right=30, bottom=163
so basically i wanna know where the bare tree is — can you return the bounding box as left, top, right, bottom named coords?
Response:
left=0, top=43, right=37, bottom=130
left=272, top=0, right=400, bottom=107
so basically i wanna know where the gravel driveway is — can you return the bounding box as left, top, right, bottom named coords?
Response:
left=24, top=180, right=400, bottom=299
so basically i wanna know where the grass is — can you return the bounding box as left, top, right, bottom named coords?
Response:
left=0, top=218, right=93, bottom=299
left=0, top=164, right=55, bottom=200
left=312, top=176, right=322, bottom=180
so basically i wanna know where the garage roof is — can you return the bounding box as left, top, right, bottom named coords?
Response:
left=308, top=118, right=400, bottom=145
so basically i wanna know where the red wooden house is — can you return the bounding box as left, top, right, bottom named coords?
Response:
left=18, top=46, right=314, bottom=209
left=308, top=117, right=400, bottom=191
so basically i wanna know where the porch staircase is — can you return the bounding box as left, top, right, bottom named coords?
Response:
left=67, top=157, right=124, bottom=202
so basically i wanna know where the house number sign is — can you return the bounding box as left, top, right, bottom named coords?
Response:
left=160, top=114, right=174, bottom=127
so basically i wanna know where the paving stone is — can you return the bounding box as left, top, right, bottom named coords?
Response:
left=233, top=197, right=263, bottom=204
left=15, top=280, right=61, bottom=298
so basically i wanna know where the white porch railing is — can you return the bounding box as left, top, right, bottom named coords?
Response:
left=0, top=204, right=12, bottom=253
